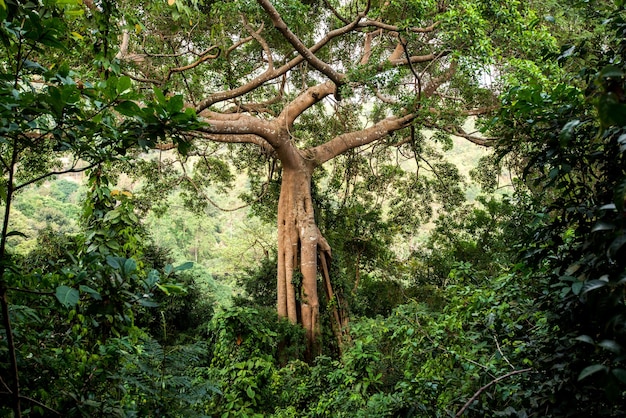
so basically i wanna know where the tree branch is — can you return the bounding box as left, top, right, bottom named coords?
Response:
left=360, top=29, right=382, bottom=65
left=358, top=20, right=440, bottom=33
left=14, top=162, right=99, bottom=192
left=7, top=287, right=54, bottom=296
left=166, top=46, right=220, bottom=80
left=241, top=16, right=273, bottom=70
left=423, top=60, right=458, bottom=97
left=195, top=8, right=368, bottom=111
left=441, top=126, right=496, bottom=147
left=455, top=368, right=532, bottom=417
left=278, top=81, right=335, bottom=128
left=257, top=0, right=348, bottom=92
left=188, top=131, right=275, bottom=155
left=19, top=396, right=61, bottom=416
left=310, top=114, right=414, bottom=165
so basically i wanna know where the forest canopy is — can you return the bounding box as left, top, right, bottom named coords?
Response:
left=1, top=0, right=625, bottom=416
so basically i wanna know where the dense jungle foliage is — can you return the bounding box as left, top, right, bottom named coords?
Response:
left=1, top=0, right=626, bottom=417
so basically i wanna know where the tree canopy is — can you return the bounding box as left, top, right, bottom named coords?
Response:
left=1, top=0, right=626, bottom=416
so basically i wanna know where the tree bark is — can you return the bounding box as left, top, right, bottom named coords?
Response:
left=276, top=160, right=325, bottom=356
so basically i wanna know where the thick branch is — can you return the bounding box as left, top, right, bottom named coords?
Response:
left=242, top=16, right=273, bottom=70
left=257, top=0, right=347, bottom=89
left=310, top=114, right=414, bottom=165
left=442, top=126, right=496, bottom=147
left=389, top=53, right=438, bottom=67
left=360, top=29, right=382, bottom=65
left=188, top=131, right=275, bottom=155
left=196, top=115, right=280, bottom=146
left=423, top=60, right=458, bottom=97
left=464, top=105, right=499, bottom=116
left=115, top=31, right=130, bottom=60
left=278, top=81, right=335, bottom=128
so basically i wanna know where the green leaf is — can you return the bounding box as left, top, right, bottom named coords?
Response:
left=138, top=298, right=159, bottom=307
left=559, top=45, right=575, bottom=60
left=599, top=65, right=624, bottom=79
left=167, top=94, right=184, bottom=113
left=158, top=283, right=187, bottom=294
left=574, top=335, right=595, bottom=345
left=591, top=221, right=615, bottom=232
left=608, top=233, right=626, bottom=258
left=115, top=100, right=141, bottom=117
left=117, top=76, right=132, bottom=95
left=246, top=386, right=255, bottom=399
left=145, top=270, right=159, bottom=288
left=79, top=285, right=102, bottom=301
left=600, top=203, right=617, bottom=210
left=618, top=134, right=626, bottom=153
left=612, top=368, right=626, bottom=384
left=153, top=88, right=167, bottom=106
left=174, top=261, right=194, bottom=272
left=56, top=285, right=79, bottom=308
left=582, top=279, right=609, bottom=295
left=560, top=119, right=580, bottom=144
left=103, top=210, right=120, bottom=222
left=571, top=280, right=584, bottom=296
left=106, top=256, right=124, bottom=270
left=164, top=264, right=174, bottom=276
left=598, top=339, right=622, bottom=354
left=578, top=364, right=608, bottom=381
left=123, top=258, right=137, bottom=276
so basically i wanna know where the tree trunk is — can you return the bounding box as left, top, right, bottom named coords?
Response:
left=276, top=161, right=327, bottom=356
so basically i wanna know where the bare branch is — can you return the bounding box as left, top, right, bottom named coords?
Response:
left=375, top=89, right=398, bottom=104
left=464, top=105, right=499, bottom=116
left=279, top=81, right=335, bottom=128
left=226, top=31, right=259, bottom=57
left=455, top=368, right=533, bottom=417
left=115, top=30, right=130, bottom=60
left=384, top=53, right=439, bottom=70
left=442, top=126, right=496, bottom=147
left=242, top=16, right=273, bottom=70
left=310, top=114, right=415, bottom=165
left=167, top=46, right=220, bottom=79
left=14, top=162, right=99, bottom=192
left=188, top=131, right=274, bottom=154
left=360, top=29, right=382, bottom=65
left=195, top=9, right=369, bottom=111
left=7, top=287, right=54, bottom=296
left=122, top=72, right=161, bottom=85
left=257, top=0, right=348, bottom=91
left=493, top=334, right=515, bottom=370
left=83, top=0, right=96, bottom=11
left=323, top=0, right=350, bottom=24
left=423, top=60, right=458, bottom=97
left=400, top=36, right=422, bottom=107
left=358, top=20, right=440, bottom=33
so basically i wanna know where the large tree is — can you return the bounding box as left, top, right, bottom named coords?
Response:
left=114, top=0, right=557, bottom=351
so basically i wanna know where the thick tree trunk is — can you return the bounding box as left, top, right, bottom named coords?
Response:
left=276, top=163, right=326, bottom=356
